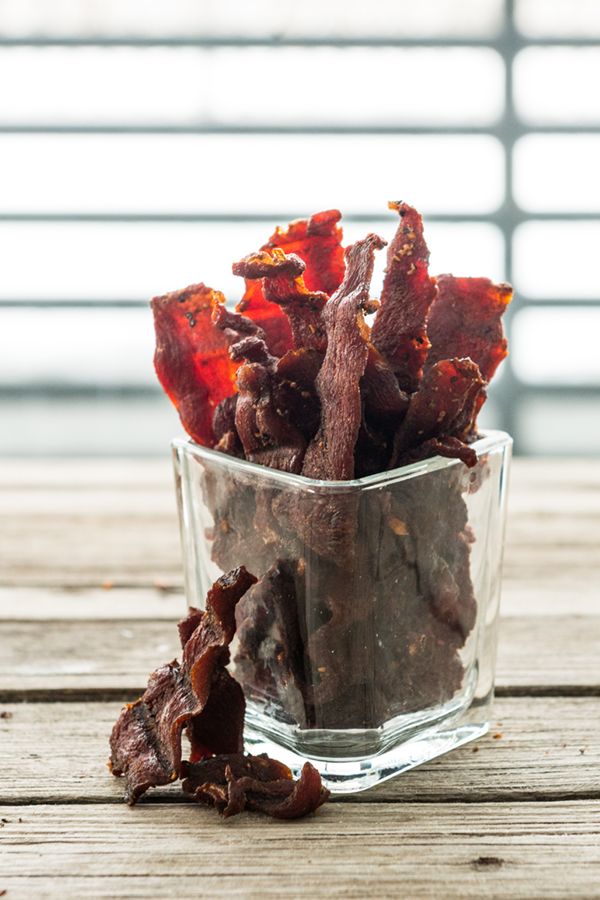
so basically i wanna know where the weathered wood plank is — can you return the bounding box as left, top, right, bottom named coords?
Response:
left=1, top=459, right=599, bottom=589
left=0, top=582, right=598, bottom=621
left=1, top=802, right=599, bottom=898
left=0, top=697, right=598, bottom=805
left=1, top=616, right=598, bottom=696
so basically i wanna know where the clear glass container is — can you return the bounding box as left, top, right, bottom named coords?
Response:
left=172, top=430, right=511, bottom=793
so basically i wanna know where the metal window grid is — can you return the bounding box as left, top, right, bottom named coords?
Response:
left=1, top=0, right=598, bottom=452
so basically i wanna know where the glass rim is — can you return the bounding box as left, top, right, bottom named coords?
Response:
left=172, top=429, right=512, bottom=492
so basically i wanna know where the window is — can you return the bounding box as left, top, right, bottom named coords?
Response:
left=1, top=0, right=597, bottom=456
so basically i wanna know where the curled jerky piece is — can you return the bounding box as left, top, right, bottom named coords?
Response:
left=234, top=210, right=344, bottom=356
left=235, top=363, right=306, bottom=473
left=265, top=209, right=345, bottom=296
left=392, top=358, right=485, bottom=468
left=152, top=284, right=238, bottom=446
left=303, top=233, right=386, bottom=481
left=235, top=249, right=328, bottom=352
left=427, top=275, right=512, bottom=382
left=109, top=567, right=256, bottom=804
left=182, top=755, right=329, bottom=820
left=371, top=202, right=438, bottom=393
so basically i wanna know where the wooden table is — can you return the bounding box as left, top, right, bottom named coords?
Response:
left=1, top=459, right=599, bottom=898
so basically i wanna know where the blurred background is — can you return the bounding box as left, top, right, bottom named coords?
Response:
left=0, top=0, right=598, bottom=458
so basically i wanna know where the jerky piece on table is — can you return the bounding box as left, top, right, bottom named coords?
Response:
left=391, top=357, right=486, bottom=469
left=371, top=201, right=438, bottom=394
left=151, top=283, right=238, bottom=447
left=234, top=560, right=309, bottom=726
left=427, top=275, right=512, bottom=382
left=182, top=755, right=329, bottom=820
left=235, top=362, right=307, bottom=474
left=235, top=249, right=328, bottom=352
left=109, top=567, right=256, bottom=804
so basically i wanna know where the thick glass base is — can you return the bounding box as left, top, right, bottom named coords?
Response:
left=243, top=692, right=492, bottom=794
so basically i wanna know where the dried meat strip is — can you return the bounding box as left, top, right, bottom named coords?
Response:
left=234, top=561, right=308, bottom=726
left=234, top=210, right=344, bottom=356
left=303, top=233, right=386, bottom=481
left=109, top=566, right=256, bottom=804
left=152, top=284, right=238, bottom=447
left=234, top=363, right=307, bottom=473
left=182, top=754, right=329, bottom=819
left=427, top=275, right=512, bottom=382
left=264, top=209, right=345, bottom=297
left=371, top=202, right=438, bottom=393
left=235, top=249, right=328, bottom=352
left=391, top=358, right=485, bottom=469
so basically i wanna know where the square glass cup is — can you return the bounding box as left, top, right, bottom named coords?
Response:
left=173, top=429, right=511, bottom=793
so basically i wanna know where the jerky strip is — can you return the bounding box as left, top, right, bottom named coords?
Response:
left=182, top=755, right=329, bottom=820
left=109, top=567, right=256, bottom=804
left=234, top=210, right=344, bottom=356
left=371, top=202, right=438, bottom=393
left=303, top=233, right=386, bottom=481
left=391, top=358, right=485, bottom=469
left=427, top=275, right=512, bottom=382
left=151, top=283, right=238, bottom=447
left=235, top=363, right=307, bottom=473
left=235, top=249, right=328, bottom=352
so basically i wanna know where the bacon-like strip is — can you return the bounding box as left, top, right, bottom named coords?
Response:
left=234, top=210, right=344, bottom=356
left=152, top=283, right=238, bottom=447
left=303, top=233, right=386, bottom=481
left=109, top=567, right=256, bottom=804
left=371, top=202, right=438, bottom=393
left=427, top=275, right=512, bottom=382
left=182, top=755, right=329, bottom=820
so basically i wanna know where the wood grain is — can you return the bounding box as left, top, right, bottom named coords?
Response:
left=1, top=615, right=598, bottom=697
left=1, top=801, right=599, bottom=898
left=0, top=697, right=598, bottom=805
left=1, top=458, right=599, bottom=590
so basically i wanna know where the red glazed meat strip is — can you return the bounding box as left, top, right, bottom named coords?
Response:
left=427, top=275, right=512, bottom=382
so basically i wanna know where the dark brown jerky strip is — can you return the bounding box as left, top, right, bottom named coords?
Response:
left=182, top=755, right=329, bottom=820
left=427, top=275, right=512, bottom=382
left=234, top=362, right=307, bottom=473
left=371, top=202, right=438, bottom=393
left=234, top=560, right=309, bottom=726
left=151, top=283, right=238, bottom=447
left=361, top=344, right=410, bottom=425
left=109, top=566, right=256, bottom=804
left=391, top=358, right=485, bottom=469
left=273, top=348, right=323, bottom=441
left=234, top=249, right=328, bottom=352
left=302, top=233, right=386, bottom=481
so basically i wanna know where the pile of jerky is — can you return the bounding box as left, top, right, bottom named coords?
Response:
left=110, top=566, right=330, bottom=818
left=152, top=203, right=511, bottom=730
